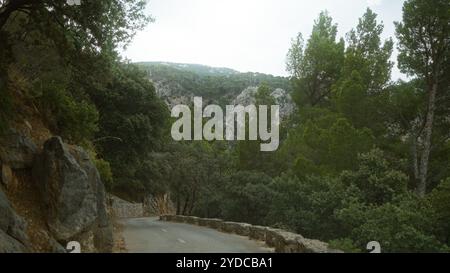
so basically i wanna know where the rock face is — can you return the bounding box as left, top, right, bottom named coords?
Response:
left=0, top=129, right=38, bottom=169
left=33, top=137, right=113, bottom=252
left=232, top=87, right=296, bottom=118
left=0, top=189, right=30, bottom=252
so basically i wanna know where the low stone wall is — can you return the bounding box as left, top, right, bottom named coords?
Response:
left=109, top=195, right=144, bottom=218
left=160, top=215, right=342, bottom=253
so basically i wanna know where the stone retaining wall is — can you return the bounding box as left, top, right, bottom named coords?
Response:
left=160, top=215, right=342, bottom=253
left=109, top=195, right=144, bottom=218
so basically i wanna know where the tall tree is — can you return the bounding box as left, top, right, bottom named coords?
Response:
left=395, top=0, right=450, bottom=196
left=286, top=11, right=345, bottom=107
left=343, top=8, right=393, bottom=93
left=334, top=8, right=393, bottom=132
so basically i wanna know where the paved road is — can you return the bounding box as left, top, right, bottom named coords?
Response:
left=119, top=217, right=273, bottom=253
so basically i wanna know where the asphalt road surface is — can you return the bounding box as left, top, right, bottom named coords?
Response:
left=119, top=217, right=273, bottom=253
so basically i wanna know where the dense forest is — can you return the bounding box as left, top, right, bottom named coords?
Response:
left=0, top=0, right=449, bottom=253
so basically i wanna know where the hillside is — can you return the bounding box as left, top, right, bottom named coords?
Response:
left=135, top=62, right=293, bottom=107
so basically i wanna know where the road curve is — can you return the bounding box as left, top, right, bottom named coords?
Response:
left=119, top=217, right=273, bottom=253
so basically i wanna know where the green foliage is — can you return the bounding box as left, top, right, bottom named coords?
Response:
left=336, top=194, right=448, bottom=252
left=221, top=171, right=274, bottom=224
left=287, top=11, right=345, bottom=106
left=328, top=238, right=361, bottom=253
left=94, top=158, right=114, bottom=191
left=286, top=111, right=374, bottom=177
left=333, top=8, right=393, bottom=137
left=138, top=62, right=290, bottom=106
left=2, top=0, right=449, bottom=254
left=236, top=83, right=277, bottom=173
left=267, top=174, right=345, bottom=239
left=38, top=83, right=99, bottom=143
left=85, top=147, right=114, bottom=191
left=1, top=0, right=168, bottom=202
left=395, top=0, right=450, bottom=79
left=254, top=83, right=276, bottom=105
left=90, top=64, right=169, bottom=199
left=0, top=0, right=151, bottom=52
left=428, top=178, right=450, bottom=245
left=343, top=8, right=393, bottom=92
left=340, top=149, right=408, bottom=205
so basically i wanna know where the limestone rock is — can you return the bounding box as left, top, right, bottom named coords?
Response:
left=0, top=229, right=28, bottom=253
left=33, top=136, right=113, bottom=252
left=48, top=237, right=67, bottom=253
left=232, top=87, right=296, bottom=118
left=33, top=136, right=98, bottom=241
left=0, top=129, right=38, bottom=169
left=0, top=189, right=30, bottom=252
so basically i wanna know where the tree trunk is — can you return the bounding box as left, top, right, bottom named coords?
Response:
left=181, top=194, right=190, bottom=215
left=176, top=196, right=180, bottom=215
left=411, top=135, right=419, bottom=183
left=417, top=82, right=438, bottom=197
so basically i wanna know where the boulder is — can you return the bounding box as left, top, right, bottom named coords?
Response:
left=0, top=189, right=30, bottom=252
left=70, top=145, right=113, bottom=252
left=0, top=129, right=38, bottom=169
left=33, top=137, right=113, bottom=252
left=33, top=137, right=97, bottom=241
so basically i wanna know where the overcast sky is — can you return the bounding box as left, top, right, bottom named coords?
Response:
left=122, top=0, right=406, bottom=80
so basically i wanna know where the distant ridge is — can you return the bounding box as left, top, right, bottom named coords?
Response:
left=135, top=61, right=240, bottom=76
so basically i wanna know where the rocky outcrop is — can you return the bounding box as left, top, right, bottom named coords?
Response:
left=0, top=129, right=38, bottom=170
left=33, top=137, right=113, bottom=252
left=232, top=87, right=296, bottom=118
left=160, top=215, right=342, bottom=253
left=0, top=189, right=30, bottom=252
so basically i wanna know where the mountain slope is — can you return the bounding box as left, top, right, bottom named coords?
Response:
left=136, top=62, right=293, bottom=107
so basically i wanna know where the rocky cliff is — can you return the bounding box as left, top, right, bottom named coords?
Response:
left=0, top=129, right=113, bottom=253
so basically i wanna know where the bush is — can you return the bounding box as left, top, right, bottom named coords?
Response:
left=38, top=83, right=99, bottom=143
left=267, top=173, right=346, bottom=240
left=340, top=148, right=409, bottom=205
left=428, top=178, right=450, bottom=245
left=94, top=157, right=114, bottom=191
left=336, top=194, right=448, bottom=252
left=221, top=171, right=274, bottom=225
left=328, top=238, right=362, bottom=253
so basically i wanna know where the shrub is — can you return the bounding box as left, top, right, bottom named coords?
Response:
left=38, top=83, right=99, bottom=143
